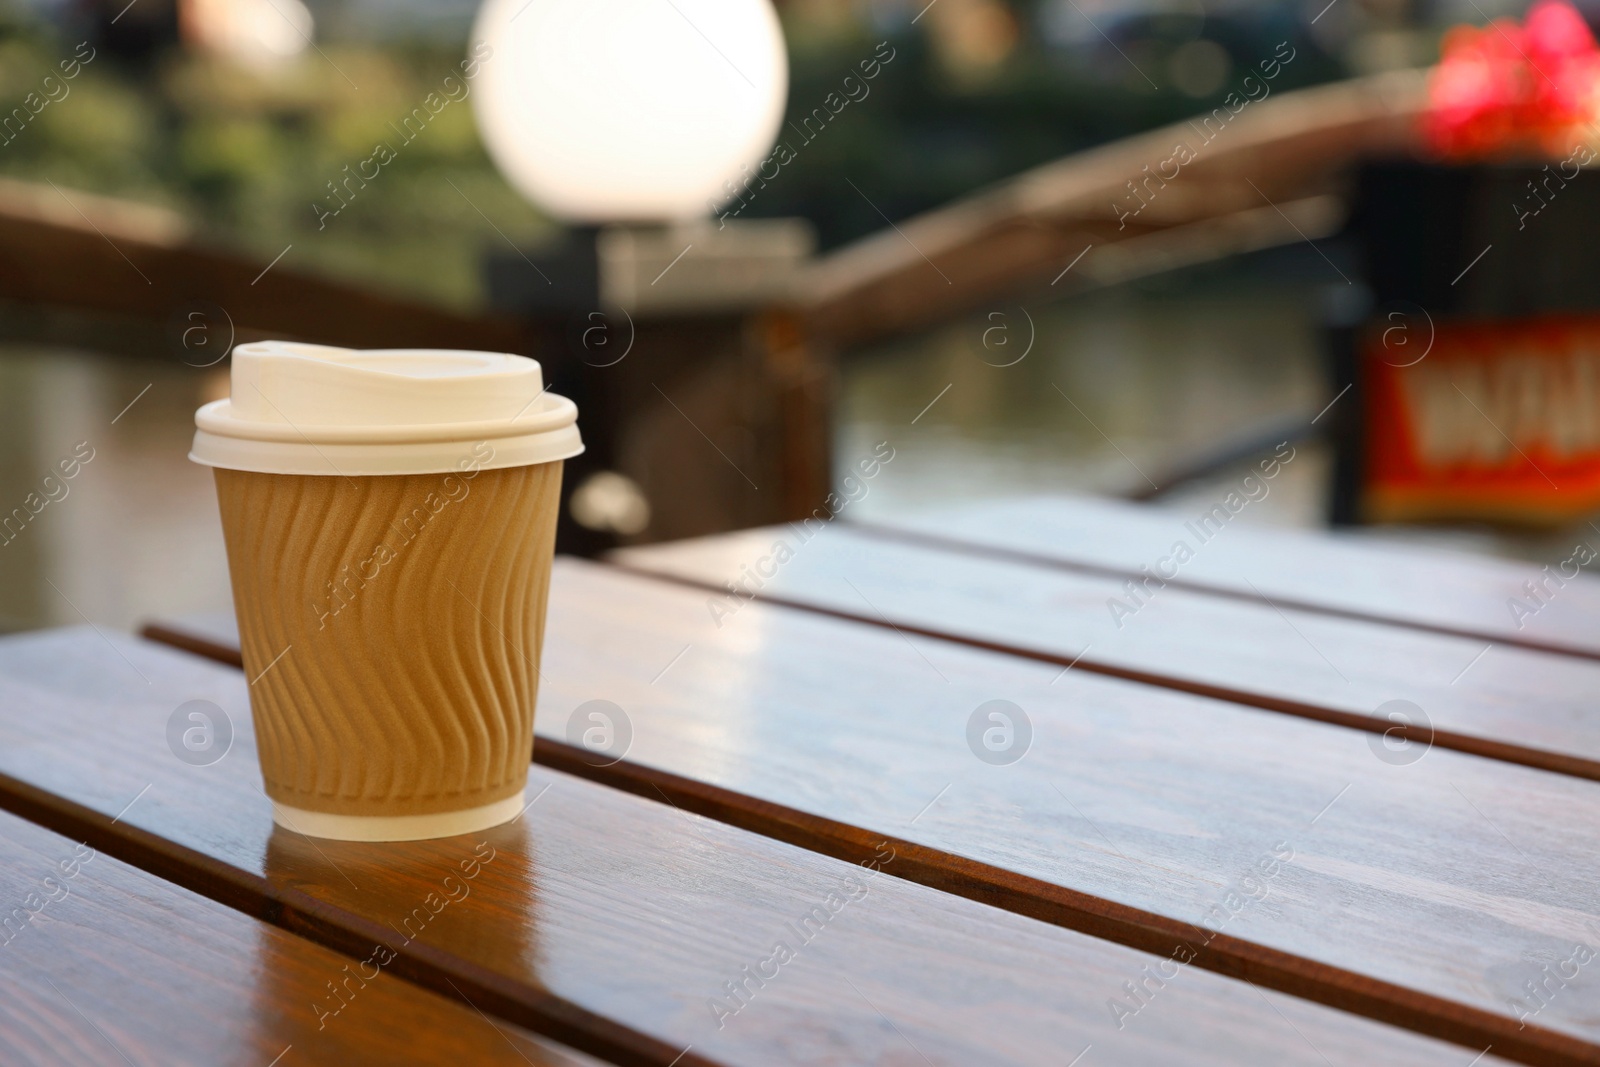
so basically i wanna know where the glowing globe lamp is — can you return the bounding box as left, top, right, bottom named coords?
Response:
left=471, top=0, right=788, bottom=222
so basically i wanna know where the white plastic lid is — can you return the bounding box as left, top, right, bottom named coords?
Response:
left=190, top=341, right=583, bottom=476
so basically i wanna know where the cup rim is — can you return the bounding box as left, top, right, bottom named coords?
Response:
left=194, top=391, right=577, bottom=444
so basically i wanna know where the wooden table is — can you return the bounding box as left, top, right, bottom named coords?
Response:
left=3, top=495, right=1596, bottom=1065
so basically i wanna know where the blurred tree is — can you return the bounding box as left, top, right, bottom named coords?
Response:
left=766, top=0, right=1349, bottom=248
left=0, top=8, right=547, bottom=311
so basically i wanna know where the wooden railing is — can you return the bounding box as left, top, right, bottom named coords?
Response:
left=801, top=70, right=1429, bottom=349
left=0, top=177, right=525, bottom=353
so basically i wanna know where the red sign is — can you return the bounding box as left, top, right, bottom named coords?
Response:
left=1364, top=315, right=1600, bottom=522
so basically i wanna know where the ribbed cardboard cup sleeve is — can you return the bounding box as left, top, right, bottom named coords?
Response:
left=214, top=461, right=561, bottom=820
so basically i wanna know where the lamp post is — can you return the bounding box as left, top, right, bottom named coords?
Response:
left=469, top=0, right=826, bottom=554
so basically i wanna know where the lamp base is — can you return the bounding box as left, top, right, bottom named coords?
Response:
left=487, top=218, right=814, bottom=318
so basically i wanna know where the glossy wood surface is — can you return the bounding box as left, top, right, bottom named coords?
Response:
left=610, top=524, right=1600, bottom=781
left=0, top=807, right=595, bottom=1067
left=145, top=563, right=1600, bottom=1065
left=862, top=495, right=1600, bottom=659
left=0, top=629, right=1501, bottom=1067
left=530, top=563, right=1600, bottom=1065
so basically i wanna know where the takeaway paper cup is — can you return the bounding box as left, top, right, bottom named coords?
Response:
left=191, top=342, right=581, bottom=841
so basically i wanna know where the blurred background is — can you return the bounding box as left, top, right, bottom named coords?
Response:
left=3, top=0, right=1597, bottom=632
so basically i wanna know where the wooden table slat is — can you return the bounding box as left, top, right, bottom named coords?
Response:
left=0, top=806, right=597, bottom=1067
left=611, top=524, right=1600, bottom=782
left=864, top=496, right=1600, bottom=660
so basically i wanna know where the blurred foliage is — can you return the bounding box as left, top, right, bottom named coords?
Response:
left=766, top=0, right=1350, bottom=247
left=0, top=9, right=546, bottom=310
left=0, top=0, right=1359, bottom=309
